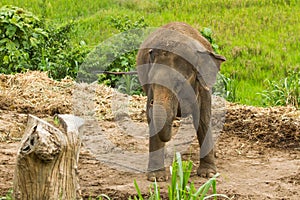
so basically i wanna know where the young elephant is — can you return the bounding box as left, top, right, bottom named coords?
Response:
left=136, top=22, right=226, bottom=181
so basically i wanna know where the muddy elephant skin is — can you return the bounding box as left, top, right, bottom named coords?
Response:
left=136, top=22, right=226, bottom=181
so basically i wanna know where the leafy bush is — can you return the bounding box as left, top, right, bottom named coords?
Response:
left=131, top=152, right=229, bottom=200
left=40, top=23, right=89, bottom=80
left=200, top=27, right=219, bottom=53
left=0, top=5, right=45, bottom=73
left=261, top=69, right=299, bottom=108
left=0, top=5, right=88, bottom=80
left=97, top=16, right=148, bottom=95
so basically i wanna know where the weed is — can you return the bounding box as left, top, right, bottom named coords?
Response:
left=0, top=189, right=12, bottom=200
left=100, top=16, right=147, bottom=95
left=213, top=73, right=239, bottom=102
left=260, top=69, right=299, bottom=108
left=200, top=27, right=220, bottom=53
left=79, top=16, right=148, bottom=94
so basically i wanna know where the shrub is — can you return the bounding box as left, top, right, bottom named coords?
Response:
left=213, top=73, right=239, bottom=102
left=97, top=16, right=148, bottom=95
left=0, top=5, right=89, bottom=80
left=0, top=5, right=45, bottom=73
left=200, top=27, right=219, bottom=53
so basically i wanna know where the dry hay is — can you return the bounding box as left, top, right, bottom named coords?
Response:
left=0, top=71, right=147, bottom=140
left=0, top=71, right=299, bottom=149
left=0, top=110, right=27, bottom=141
left=71, top=81, right=147, bottom=121
left=0, top=71, right=74, bottom=141
left=0, top=71, right=74, bottom=116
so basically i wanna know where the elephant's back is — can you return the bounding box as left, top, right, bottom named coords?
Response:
left=137, top=22, right=214, bottom=60
left=161, top=22, right=213, bottom=52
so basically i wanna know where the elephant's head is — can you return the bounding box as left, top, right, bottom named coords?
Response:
left=146, top=49, right=201, bottom=142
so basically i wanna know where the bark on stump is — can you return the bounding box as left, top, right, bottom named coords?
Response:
left=13, top=114, right=84, bottom=200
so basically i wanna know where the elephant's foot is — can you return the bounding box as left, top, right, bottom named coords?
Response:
left=197, top=160, right=217, bottom=178
left=147, top=169, right=168, bottom=182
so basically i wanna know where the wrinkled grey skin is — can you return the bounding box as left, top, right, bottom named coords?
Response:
left=137, top=22, right=226, bottom=181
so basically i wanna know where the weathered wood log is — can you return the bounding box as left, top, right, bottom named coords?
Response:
left=13, top=114, right=84, bottom=200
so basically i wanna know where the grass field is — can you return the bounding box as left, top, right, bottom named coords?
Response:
left=1, top=0, right=299, bottom=106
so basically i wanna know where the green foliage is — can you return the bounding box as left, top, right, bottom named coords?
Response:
left=168, top=152, right=194, bottom=200
left=200, top=28, right=219, bottom=53
left=39, top=22, right=89, bottom=80
left=0, top=5, right=89, bottom=80
left=213, top=73, right=239, bottom=102
left=96, top=16, right=148, bottom=95
left=261, top=69, right=299, bottom=108
left=131, top=152, right=229, bottom=200
left=0, top=5, right=46, bottom=73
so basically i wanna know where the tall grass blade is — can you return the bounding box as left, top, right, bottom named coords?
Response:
left=175, top=152, right=183, bottom=187
left=211, top=176, right=217, bottom=200
left=169, top=162, right=177, bottom=200
left=193, top=173, right=220, bottom=199
left=134, top=179, right=144, bottom=200
left=175, top=152, right=184, bottom=199
left=153, top=180, right=161, bottom=200
left=97, top=194, right=111, bottom=200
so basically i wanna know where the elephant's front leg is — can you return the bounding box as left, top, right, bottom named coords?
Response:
left=197, top=121, right=216, bottom=178
left=147, top=132, right=167, bottom=181
left=196, top=90, right=216, bottom=178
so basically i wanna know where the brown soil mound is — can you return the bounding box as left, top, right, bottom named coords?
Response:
left=225, top=104, right=299, bottom=149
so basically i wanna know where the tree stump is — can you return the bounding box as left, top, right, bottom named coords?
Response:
left=13, top=114, right=84, bottom=200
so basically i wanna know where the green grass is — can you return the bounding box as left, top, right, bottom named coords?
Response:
left=131, top=152, right=229, bottom=200
left=1, top=0, right=299, bottom=106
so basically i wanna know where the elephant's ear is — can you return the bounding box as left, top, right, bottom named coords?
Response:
left=195, top=50, right=226, bottom=90
left=211, top=52, right=226, bottom=69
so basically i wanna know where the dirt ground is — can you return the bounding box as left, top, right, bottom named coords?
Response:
left=0, top=71, right=299, bottom=199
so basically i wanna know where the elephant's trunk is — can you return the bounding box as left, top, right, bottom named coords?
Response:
left=151, top=85, right=177, bottom=142
left=152, top=103, right=172, bottom=142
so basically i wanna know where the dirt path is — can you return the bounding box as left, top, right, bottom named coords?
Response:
left=77, top=122, right=300, bottom=200
left=0, top=72, right=299, bottom=199
left=0, top=128, right=299, bottom=199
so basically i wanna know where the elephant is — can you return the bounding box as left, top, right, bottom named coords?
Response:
left=136, top=22, right=226, bottom=181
